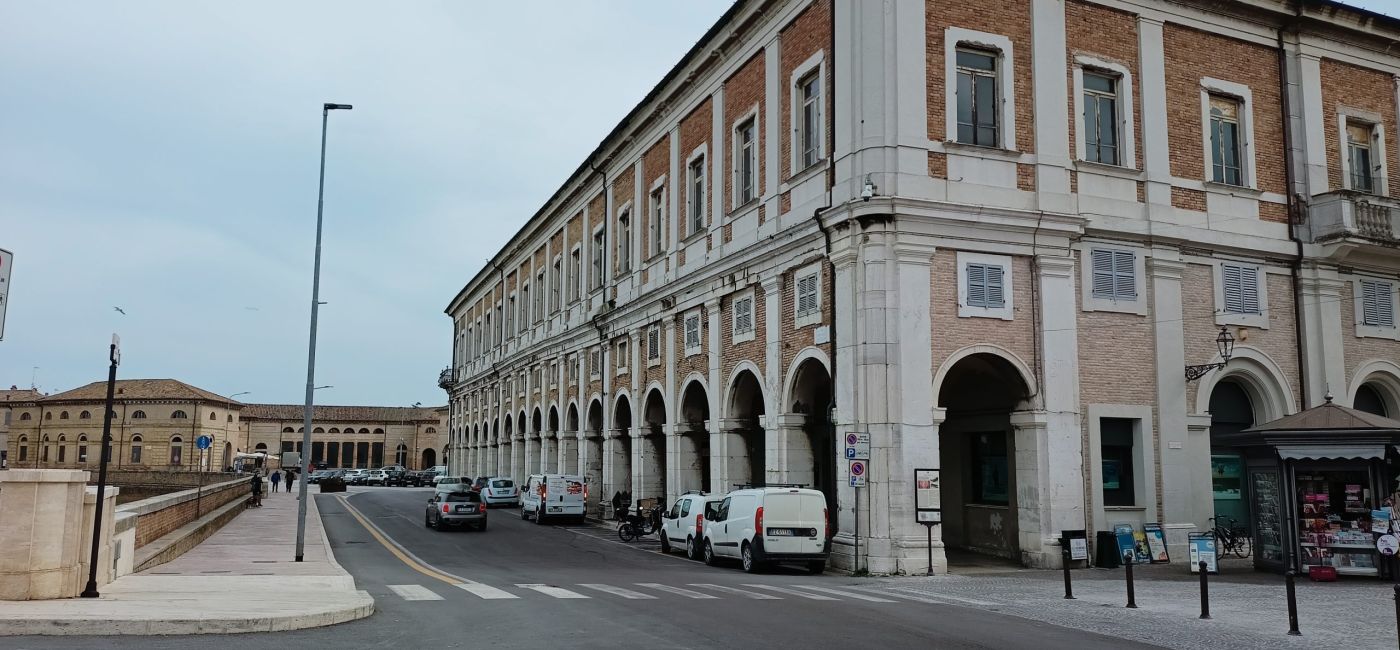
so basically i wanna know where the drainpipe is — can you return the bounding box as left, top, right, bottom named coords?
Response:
left=1278, top=9, right=1311, bottom=409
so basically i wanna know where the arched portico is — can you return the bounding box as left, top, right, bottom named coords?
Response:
left=781, top=352, right=835, bottom=514
left=560, top=402, right=580, bottom=474
left=542, top=405, right=560, bottom=474
left=527, top=407, right=543, bottom=480
left=583, top=398, right=605, bottom=516
left=639, top=386, right=668, bottom=503
left=606, top=394, right=634, bottom=517
left=723, top=365, right=767, bottom=489
left=677, top=377, right=711, bottom=496
left=1348, top=360, right=1400, bottom=418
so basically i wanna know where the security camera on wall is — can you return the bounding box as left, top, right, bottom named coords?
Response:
left=861, top=175, right=876, bottom=202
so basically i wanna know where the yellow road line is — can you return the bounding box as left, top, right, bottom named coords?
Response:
left=337, top=495, right=462, bottom=587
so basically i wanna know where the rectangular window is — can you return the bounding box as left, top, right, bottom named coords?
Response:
left=799, top=72, right=822, bottom=168
left=1348, top=122, right=1376, bottom=193
left=535, top=272, right=545, bottom=322
left=506, top=296, right=516, bottom=337
left=797, top=274, right=819, bottom=318
left=569, top=249, right=581, bottom=301
left=971, top=432, right=1009, bottom=505
left=19, top=444, right=28, bottom=462
left=128, top=443, right=139, bottom=463
left=1361, top=279, right=1395, bottom=328
left=684, top=312, right=702, bottom=354
left=688, top=155, right=705, bottom=236
left=618, top=210, right=632, bottom=274
left=590, top=348, right=601, bottom=378
left=1209, top=95, right=1243, bottom=186
left=1100, top=418, right=1136, bottom=507
left=649, top=188, right=665, bottom=257
left=647, top=327, right=661, bottom=361
left=733, top=295, right=755, bottom=337
left=1090, top=249, right=1136, bottom=302
left=965, top=263, right=1006, bottom=309
left=735, top=118, right=757, bottom=205
left=169, top=444, right=181, bottom=466
left=551, top=260, right=561, bottom=312
left=591, top=230, right=605, bottom=289
left=1083, top=72, right=1119, bottom=165
left=956, top=49, right=999, bottom=147
left=1221, top=263, right=1261, bottom=315
left=617, top=339, right=629, bottom=370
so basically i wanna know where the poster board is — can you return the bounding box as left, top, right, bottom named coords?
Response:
left=1188, top=532, right=1218, bottom=574
left=914, top=468, right=941, bottom=524
left=1143, top=523, right=1170, bottom=564
left=1114, top=524, right=1137, bottom=563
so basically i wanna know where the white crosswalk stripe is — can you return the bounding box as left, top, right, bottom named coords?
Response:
left=518, top=583, right=590, bottom=599
left=388, top=584, right=443, bottom=601
left=883, top=586, right=999, bottom=606
left=635, top=583, right=719, bottom=599
left=743, top=584, right=838, bottom=600
left=578, top=584, right=656, bottom=599
left=844, top=585, right=946, bottom=604
left=455, top=582, right=519, bottom=599
left=785, top=585, right=895, bottom=602
left=688, top=583, right=781, bottom=599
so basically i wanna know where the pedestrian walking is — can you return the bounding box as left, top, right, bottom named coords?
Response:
left=270, top=470, right=282, bottom=493
left=284, top=470, right=294, bottom=493
left=249, top=472, right=264, bottom=508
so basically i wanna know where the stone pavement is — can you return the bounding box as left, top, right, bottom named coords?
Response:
left=0, top=487, right=373, bottom=635
left=858, top=560, right=1398, bottom=650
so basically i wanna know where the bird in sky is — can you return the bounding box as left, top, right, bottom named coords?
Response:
left=113, top=306, right=126, bottom=315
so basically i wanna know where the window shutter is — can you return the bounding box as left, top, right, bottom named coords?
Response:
left=1363, top=280, right=1395, bottom=328
left=735, top=297, right=753, bottom=335
left=648, top=328, right=660, bottom=360
left=1222, top=264, right=1244, bottom=314
left=1091, top=250, right=1115, bottom=299
left=985, top=265, right=1005, bottom=308
left=1112, top=250, right=1136, bottom=300
left=797, top=275, right=819, bottom=315
left=967, top=263, right=987, bottom=307
left=1239, top=267, right=1259, bottom=314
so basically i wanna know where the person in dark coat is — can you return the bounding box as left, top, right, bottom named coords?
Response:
left=284, top=470, right=294, bottom=493
left=249, top=472, right=264, bottom=507
left=270, top=470, right=282, bottom=493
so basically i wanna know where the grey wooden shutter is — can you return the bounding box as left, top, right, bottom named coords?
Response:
left=1112, top=251, right=1136, bottom=300
left=1091, top=250, right=1115, bottom=299
left=967, top=263, right=987, bottom=307
left=1363, top=280, right=1395, bottom=327
left=985, top=265, right=1005, bottom=308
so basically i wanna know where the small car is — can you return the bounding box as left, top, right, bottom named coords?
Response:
left=480, top=477, right=520, bottom=508
left=425, top=489, right=487, bottom=531
left=365, top=470, right=388, bottom=486
left=342, top=469, right=369, bottom=485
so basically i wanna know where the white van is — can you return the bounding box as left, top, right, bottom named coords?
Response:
left=701, top=487, right=829, bottom=574
left=660, top=491, right=725, bottom=560
left=521, top=474, right=586, bottom=523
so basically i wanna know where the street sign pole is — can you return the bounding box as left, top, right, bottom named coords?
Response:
left=80, top=335, right=119, bottom=598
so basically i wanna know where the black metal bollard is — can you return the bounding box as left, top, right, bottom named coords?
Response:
left=1062, top=544, right=1075, bottom=600
left=1199, top=561, right=1210, bottom=619
left=1285, top=571, right=1301, bottom=636
left=1392, top=584, right=1399, bottom=650
left=1124, top=553, right=1138, bottom=609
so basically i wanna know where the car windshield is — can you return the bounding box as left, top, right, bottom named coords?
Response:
left=443, top=491, right=481, bottom=503
left=491, top=479, right=514, bottom=489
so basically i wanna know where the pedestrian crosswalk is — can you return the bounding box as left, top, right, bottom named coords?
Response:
left=377, top=581, right=984, bottom=605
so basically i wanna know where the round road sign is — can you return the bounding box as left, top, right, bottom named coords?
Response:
left=1379, top=534, right=1399, bottom=556
left=196, top=435, right=212, bottom=450
left=846, top=433, right=858, bottom=446
left=850, top=461, right=866, bottom=476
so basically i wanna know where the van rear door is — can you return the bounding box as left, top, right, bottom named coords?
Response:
left=545, top=475, right=586, bottom=515
left=761, top=491, right=824, bottom=555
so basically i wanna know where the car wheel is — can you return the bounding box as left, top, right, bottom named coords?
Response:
left=659, top=532, right=671, bottom=554
left=432, top=514, right=444, bottom=531
left=807, top=560, right=826, bottom=575
left=424, top=512, right=432, bottom=528
left=686, top=536, right=698, bottom=561
left=703, top=540, right=718, bottom=566
left=741, top=543, right=760, bottom=573
left=477, top=521, right=487, bottom=532
left=520, top=507, right=529, bottom=520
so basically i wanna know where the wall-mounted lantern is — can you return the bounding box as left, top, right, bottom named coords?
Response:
left=1185, top=326, right=1236, bottom=382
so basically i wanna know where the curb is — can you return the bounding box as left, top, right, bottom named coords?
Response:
left=0, top=596, right=375, bottom=636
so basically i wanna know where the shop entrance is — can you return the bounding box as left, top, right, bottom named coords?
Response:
left=1209, top=380, right=1254, bottom=528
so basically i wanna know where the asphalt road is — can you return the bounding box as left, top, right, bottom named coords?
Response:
left=8, top=487, right=1160, bottom=649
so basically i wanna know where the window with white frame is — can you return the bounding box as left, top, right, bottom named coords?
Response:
left=1221, top=262, right=1261, bottom=315
left=957, top=252, right=1014, bottom=320
left=646, top=326, right=661, bottom=364
left=551, top=258, right=561, bottom=312
left=1082, top=72, right=1120, bottom=165
left=1208, top=94, right=1244, bottom=186
left=616, top=339, right=629, bottom=372
left=734, top=117, right=757, bottom=206
left=687, top=155, right=705, bottom=237
left=1347, top=121, right=1378, bottom=193
left=485, top=312, right=493, bottom=348
left=519, top=285, right=529, bottom=331
left=732, top=291, right=755, bottom=342
left=618, top=209, right=632, bottom=274
left=505, top=295, right=516, bottom=338
left=1361, top=279, right=1396, bottom=328
left=955, top=48, right=999, bottom=147
left=648, top=187, right=665, bottom=257
left=798, top=71, right=823, bottom=169
left=684, top=310, right=702, bottom=356
left=589, top=348, right=601, bottom=379
left=535, top=271, right=545, bottom=322
left=591, top=228, right=605, bottom=289
left=794, top=265, right=822, bottom=327
left=1090, top=249, right=1136, bottom=302
left=569, top=247, right=581, bottom=302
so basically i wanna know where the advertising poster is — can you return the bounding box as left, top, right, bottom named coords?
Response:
left=1372, top=509, right=1392, bottom=534
left=1189, top=533, right=1218, bottom=573
left=1143, top=523, right=1170, bottom=563
left=915, top=469, right=941, bottom=524
left=1114, top=524, right=1136, bottom=562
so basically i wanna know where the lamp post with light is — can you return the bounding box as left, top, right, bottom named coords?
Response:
left=80, top=334, right=120, bottom=598
left=1185, top=326, right=1237, bottom=382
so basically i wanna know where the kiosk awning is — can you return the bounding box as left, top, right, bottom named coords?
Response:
left=1277, top=445, right=1387, bottom=461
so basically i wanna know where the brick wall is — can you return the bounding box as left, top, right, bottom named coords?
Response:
left=1065, top=0, right=1142, bottom=168
left=124, top=477, right=249, bottom=548
left=1340, top=280, right=1400, bottom=383
left=721, top=286, right=767, bottom=384
left=678, top=97, right=713, bottom=263
left=1320, top=58, right=1399, bottom=193
left=930, top=250, right=1038, bottom=382
left=1181, top=264, right=1301, bottom=413
left=926, top=0, right=1035, bottom=152
left=780, top=0, right=832, bottom=182
left=724, top=51, right=766, bottom=217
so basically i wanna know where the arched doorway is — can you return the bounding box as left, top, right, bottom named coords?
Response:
left=584, top=399, right=604, bottom=515
left=641, top=388, right=668, bottom=502
left=937, top=352, right=1033, bottom=561
left=1209, top=379, right=1255, bottom=526
left=223, top=442, right=233, bottom=471
left=513, top=412, right=527, bottom=483
left=787, top=356, right=835, bottom=515
left=422, top=447, right=437, bottom=469
left=678, top=380, right=711, bottom=495
left=527, top=408, right=543, bottom=478
left=543, top=405, right=560, bottom=474
left=562, top=403, right=580, bottom=474
left=1355, top=384, right=1389, bottom=417
left=395, top=443, right=408, bottom=468
left=608, top=395, right=634, bottom=514
left=726, top=368, right=766, bottom=488
left=491, top=418, right=503, bottom=477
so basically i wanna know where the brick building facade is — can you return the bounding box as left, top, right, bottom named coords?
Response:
left=442, top=0, right=1400, bottom=574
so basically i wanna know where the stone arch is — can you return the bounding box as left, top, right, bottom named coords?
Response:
left=677, top=377, right=711, bottom=494
left=932, top=344, right=1039, bottom=408
left=608, top=392, right=635, bottom=507
left=724, top=361, right=766, bottom=422
left=723, top=364, right=766, bottom=489
left=1347, top=359, right=1400, bottom=417
left=782, top=346, right=832, bottom=413
left=421, top=447, right=436, bottom=469
left=783, top=353, right=836, bottom=512
left=639, top=386, right=668, bottom=501
left=1192, top=345, right=1296, bottom=423
left=567, top=401, right=580, bottom=432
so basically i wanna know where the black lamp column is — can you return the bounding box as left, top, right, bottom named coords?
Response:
left=80, top=335, right=120, bottom=598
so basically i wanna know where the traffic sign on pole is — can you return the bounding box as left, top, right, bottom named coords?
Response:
left=844, top=432, right=870, bottom=460
left=849, top=460, right=867, bottom=487
left=196, top=435, right=212, bottom=450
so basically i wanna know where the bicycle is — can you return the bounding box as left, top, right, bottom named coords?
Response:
left=1209, top=516, right=1252, bottom=558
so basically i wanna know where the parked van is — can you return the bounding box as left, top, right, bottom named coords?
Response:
left=660, top=491, right=725, bottom=560
left=701, top=487, right=829, bottom=574
left=521, top=474, right=586, bottom=523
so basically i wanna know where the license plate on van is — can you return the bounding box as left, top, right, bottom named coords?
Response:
left=548, top=506, right=563, bottom=513
left=768, top=528, right=815, bottom=537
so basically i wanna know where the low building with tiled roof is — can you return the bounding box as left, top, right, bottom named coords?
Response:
left=4, top=378, right=448, bottom=472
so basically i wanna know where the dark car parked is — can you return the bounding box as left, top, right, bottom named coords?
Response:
left=425, top=489, right=487, bottom=531
left=415, top=470, right=440, bottom=487
left=384, top=468, right=408, bottom=487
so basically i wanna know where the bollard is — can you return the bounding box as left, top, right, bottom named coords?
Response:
left=1199, top=561, right=1210, bottom=619
left=1124, top=552, right=1138, bottom=609
left=1285, top=571, right=1301, bottom=636
left=1062, top=544, right=1075, bottom=600
left=1392, top=585, right=1399, bottom=650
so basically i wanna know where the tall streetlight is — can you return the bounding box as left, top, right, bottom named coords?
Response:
left=296, top=102, right=352, bottom=563
left=80, top=334, right=119, bottom=598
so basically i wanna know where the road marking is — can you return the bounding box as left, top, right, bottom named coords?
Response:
left=784, top=585, right=895, bottom=602
left=743, top=584, right=838, bottom=600
left=635, top=583, right=719, bottom=599
left=388, top=584, right=443, bottom=601
left=843, top=586, right=947, bottom=604
left=455, top=582, right=519, bottom=599
left=518, top=584, right=590, bottom=599
left=884, top=586, right=999, bottom=607
left=337, top=495, right=465, bottom=587
left=688, top=583, right=780, bottom=599
left=578, top=584, right=657, bottom=599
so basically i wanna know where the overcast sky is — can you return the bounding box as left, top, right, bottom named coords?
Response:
left=0, top=1, right=729, bottom=406
left=1, top=1, right=1394, bottom=407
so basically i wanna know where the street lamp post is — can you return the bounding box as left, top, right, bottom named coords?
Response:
left=296, top=102, right=352, bottom=563
left=80, top=334, right=120, bottom=598
left=1184, top=326, right=1237, bottom=382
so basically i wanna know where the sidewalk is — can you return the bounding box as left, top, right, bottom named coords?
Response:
left=0, top=488, right=373, bottom=636
left=864, top=561, right=1397, bottom=650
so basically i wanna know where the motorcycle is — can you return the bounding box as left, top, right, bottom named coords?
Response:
left=617, top=504, right=663, bottom=542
